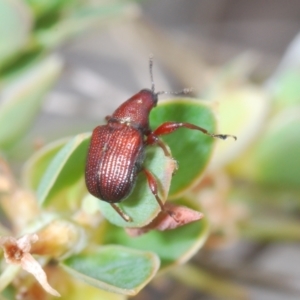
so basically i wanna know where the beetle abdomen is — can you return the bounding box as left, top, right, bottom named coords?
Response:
left=85, top=123, right=144, bottom=203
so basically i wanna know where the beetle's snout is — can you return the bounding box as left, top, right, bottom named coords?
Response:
left=138, top=88, right=158, bottom=106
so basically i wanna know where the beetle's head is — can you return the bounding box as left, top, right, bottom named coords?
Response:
left=110, top=56, right=192, bottom=131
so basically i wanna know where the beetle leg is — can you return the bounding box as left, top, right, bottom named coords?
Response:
left=146, top=135, right=171, bottom=157
left=143, top=169, right=164, bottom=210
left=110, top=203, right=132, bottom=222
left=147, top=121, right=237, bottom=142
left=143, top=168, right=179, bottom=222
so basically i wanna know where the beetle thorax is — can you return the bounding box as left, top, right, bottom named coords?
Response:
left=111, top=89, right=157, bottom=131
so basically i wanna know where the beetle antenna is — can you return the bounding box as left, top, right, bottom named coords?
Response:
left=149, top=55, right=193, bottom=97
left=156, top=88, right=193, bottom=96
left=149, top=54, right=155, bottom=93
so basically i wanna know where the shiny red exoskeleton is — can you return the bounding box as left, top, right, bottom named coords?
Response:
left=85, top=58, right=236, bottom=222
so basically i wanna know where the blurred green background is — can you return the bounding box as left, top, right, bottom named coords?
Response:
left=1, top=0, right=300, bottom=299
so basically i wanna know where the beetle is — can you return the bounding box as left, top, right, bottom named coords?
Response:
left=85, top=57, right=236, bottom=222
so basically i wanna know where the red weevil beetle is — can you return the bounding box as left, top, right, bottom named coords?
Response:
left=85, top=57, right=236, bottom=222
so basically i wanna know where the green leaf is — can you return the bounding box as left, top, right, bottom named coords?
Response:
left=0, top=50, right=45, bottom=84
left=92, top=145, right=176, bottom=228
left=59, top=278, right=126, bottom=300
left=0, top=265, right=20, bottom=294
left=150, top=99, right=216, bottom=197
left=34, top=1, right=138, bottom=50
left=272, top=70, right=300, bottom=109
left=0, top=55, right=63, bottom=149
left=209, top=86, right=268, bottom=170
left=37, top=133, right=91, bottom=206
left=252, top=108, right=300, bottom=188
left=103, top=197, right=209, bottom=269
left=25, top=0, right=75, bottom=18
left=61, top=245, right=159, bottom=296
left=1, top=285, right=16, bottom=300
left=0, top=0, right=32, bottom=67
left=22, top=137, right=70, bottom=190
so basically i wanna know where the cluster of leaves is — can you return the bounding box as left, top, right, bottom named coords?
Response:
left=0, top=91, right=218, bottom=299
left=0, top=0, right=138, bottom=152
left=195, top=48, right=300, bottom=246
left=0, top=2, right=219, bottom=296
left=1, top=0, right=300, bottom=299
